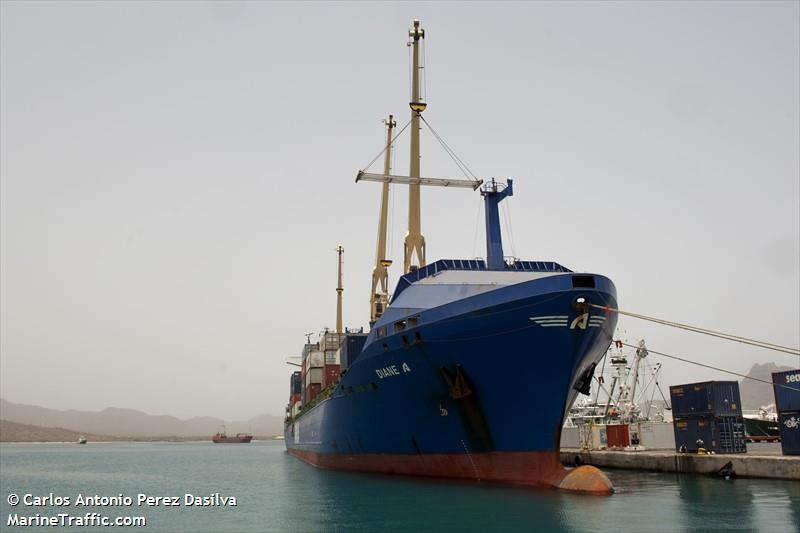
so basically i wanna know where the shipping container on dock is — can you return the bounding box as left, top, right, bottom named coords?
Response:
left=772, top=370, right=800, bottom=413
left=606, top=424, right=630, bottom=448
left=778, top=411, right=800, bottom=455
left=670, top=381, right=742, bottom=417
left=339, top=333, right=368, bottom=371
left=673, top=416, right=747, bottom=454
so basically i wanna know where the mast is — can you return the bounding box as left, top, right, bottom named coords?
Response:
left=481, top=178, right=514, bottom=270
left=370, top=115, right=395, bottom=324
left=404, top=19, right=427, bottom=273
left=336, top=245, right=344, bottom=334
left=627, top=339, right=648, bottom=421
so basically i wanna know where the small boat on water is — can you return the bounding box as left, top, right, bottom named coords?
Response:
left=77, top=436, right=87, bottom=444
left=212, top=426, right=253, bottom=444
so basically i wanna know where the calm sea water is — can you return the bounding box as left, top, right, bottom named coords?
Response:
left=1, top=440, right=797, bottom=532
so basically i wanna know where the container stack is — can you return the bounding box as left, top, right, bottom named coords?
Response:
left=289, top=371, right=302, bottom=417
left=772, top=369, right=800, bottom=455
left=670, top=381, right=747, bottom=453
left=302, top=345, right=324, bottom=404
left=338, top=333, right=368, bottom=371
left=320, top=331, right=344, bottom=388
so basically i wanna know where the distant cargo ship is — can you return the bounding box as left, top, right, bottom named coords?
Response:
left=284, top=19, right=617, bottom=494
left=212, top=427, right=252, bottom=444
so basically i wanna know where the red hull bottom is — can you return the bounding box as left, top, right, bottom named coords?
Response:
left=287, top=448, right=612, bottom=495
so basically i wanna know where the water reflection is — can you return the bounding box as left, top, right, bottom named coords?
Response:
left=3, top=442, right=797, bottom=533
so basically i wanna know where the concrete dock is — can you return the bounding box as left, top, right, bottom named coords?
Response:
left=560, top=444, right=799, bottom=481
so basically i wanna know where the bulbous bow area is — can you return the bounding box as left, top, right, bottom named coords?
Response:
left=556, top=465, right=614, bottom=495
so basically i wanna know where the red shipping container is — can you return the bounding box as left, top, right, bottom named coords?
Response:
left=606, top=424, right=630, bottom=448
left=306, top=383, right=322, bottom=404
left=324, top=364, right=340, bottom=387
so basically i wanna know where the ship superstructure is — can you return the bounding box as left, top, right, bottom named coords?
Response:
left=284, top=20, right=618, bottom=494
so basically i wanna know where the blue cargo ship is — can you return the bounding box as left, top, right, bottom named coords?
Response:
left=284, top=20, right=618, bottom=494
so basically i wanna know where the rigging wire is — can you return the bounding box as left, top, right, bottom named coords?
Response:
left=421, top=38, right=427, bottom=103
left=387, top=137, right=395, bottom=261
left=504, top=198, right=518, bottom=258
left=592, top=304, right=800, bottom=356
left=500, top=201, right=517, bottom=259
left=472, top=195, right=483, bottom=259
left=419, top=115, right=480, bottom=183
left=361, top=119, right=412, bottom=173
left=592, top=351, right=608, bottom=408
left=617, top=341, right=797, bottom=393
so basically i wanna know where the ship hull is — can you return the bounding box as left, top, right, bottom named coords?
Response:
left=285, top=272, right=617, bottom=492
left=212, top=435, right=253, bottom=443
left=744, top=417, right=781, bottom=442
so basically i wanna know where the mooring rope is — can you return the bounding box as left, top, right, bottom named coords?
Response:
left=592, top=304, right=800, bottom=356
left=618, top=341, right=797, bottom=393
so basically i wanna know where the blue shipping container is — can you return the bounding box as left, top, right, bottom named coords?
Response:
left=291, top=371, right=302, bottom=395
left=670, top=381, right=742, bottom=417
left=772, top=370, right=800, bottom=413
left=778, top=411, right=800, bottom=456
left=673, top=415, right=747, bottom=454
left=340, top=333, right=368, bottom=370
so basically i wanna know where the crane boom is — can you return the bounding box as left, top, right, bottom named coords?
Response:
left=356, top=171, right=481, bottom=189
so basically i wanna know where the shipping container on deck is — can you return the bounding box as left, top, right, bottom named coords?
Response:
left=606, top=424, right=630, bottom=448
left=669, top=381, right=742, bottom=417
left=305, top=383, right=322, bottom=404
left=772, top=370, right=800, bottom=413
left=291, top=372, right=302, bottom=395
left=325, top=350, right=339, bottom=365
left=673, top=415, right=747, bottom=454
left=304, top=351, right=324, bottom=371
left=339, top=333, right=368, bottom=371
left=778, top=411, right=800, bottom=455
left=321, top=332, right=344, bottom=350
left=324, top=364, right=340, bottom=387
left=305, top=367, right=323, bottom=388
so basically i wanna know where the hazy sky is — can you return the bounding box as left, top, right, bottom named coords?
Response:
left=1, top=1, right=798, bottom=420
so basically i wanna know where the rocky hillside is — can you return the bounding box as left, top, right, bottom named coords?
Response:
left=0, top=399, right=284, bottom=438
left=739, top=362, right=795, bottom=410
left=0, top=420, right=112, bottom=442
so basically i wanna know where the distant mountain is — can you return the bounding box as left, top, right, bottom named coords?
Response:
left=739, top=362, right=795, bottom=410
left=0, top=399, right=284, bottom=438
left=0, top=420, right=113, bottom=443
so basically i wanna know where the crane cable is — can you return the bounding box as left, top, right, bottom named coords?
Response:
left=591, top=304, right=800, bottom=356
left=419, top=115, right=480, bottom=184
left=360, top=118, right=412, bottom=172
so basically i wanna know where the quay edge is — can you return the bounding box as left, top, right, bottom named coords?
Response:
left=561, top=448, right=800, bottom=481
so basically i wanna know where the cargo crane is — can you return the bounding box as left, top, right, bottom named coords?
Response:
left=369, top=116, right=395, bottom=325
left=357, top=19, right=482, bottom=326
